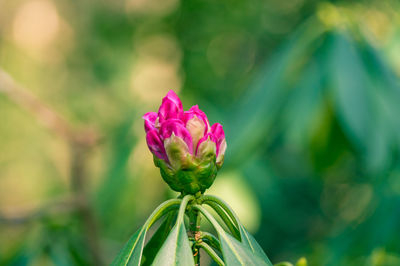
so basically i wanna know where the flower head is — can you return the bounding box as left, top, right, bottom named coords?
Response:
left=143, top=90, right=226, bottom=194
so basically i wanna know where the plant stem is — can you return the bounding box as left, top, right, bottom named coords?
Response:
left=197, top=242, right=225, bottom=266
left=0, top=69, right=99, bottom=145
left=189, top=206, right=201, bottom=265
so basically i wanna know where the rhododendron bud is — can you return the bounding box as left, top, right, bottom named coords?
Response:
left=143, top=90, right=227, bottom=195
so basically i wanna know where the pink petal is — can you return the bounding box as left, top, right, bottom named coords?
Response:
left=216, top=138, right=226, bottom=166
left=160, top=119, right=193, bottom=154
left=211, top=123, right=226, bottom=156
left=211, top=123, right=225, bottom=139
left=146, top=129, right=168, bottom=161
left=185, top=115, right=206, bottom=151
left=158, top=90, right=183, bottom=122
left=143, top=112, right=158, bottom=133
left=183, top=105, right=210, bottom=133
left=165, top=90, right=183, bottom=109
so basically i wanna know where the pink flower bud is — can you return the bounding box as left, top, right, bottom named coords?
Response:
left=158, top=90, right=183, bottom=122
left=143, top=90, right=227, bottom=194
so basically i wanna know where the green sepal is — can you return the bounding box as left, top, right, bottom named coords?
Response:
left=164, top=133, right=191, bottom=170
left=197, top=136, right=216, bottom=159
left=153, top=155, right=218, bottom=195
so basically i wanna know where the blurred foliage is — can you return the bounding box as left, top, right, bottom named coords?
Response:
left=1, top=0, right=400, bottom=265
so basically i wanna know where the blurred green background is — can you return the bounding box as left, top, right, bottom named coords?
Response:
left=1, top=0, right=400, bottom=265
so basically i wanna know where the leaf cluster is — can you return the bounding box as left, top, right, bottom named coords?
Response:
left=112, top=194, right=274, bottom=266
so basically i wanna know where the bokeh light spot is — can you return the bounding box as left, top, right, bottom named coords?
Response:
left=12, top=0, right=60, bottom=52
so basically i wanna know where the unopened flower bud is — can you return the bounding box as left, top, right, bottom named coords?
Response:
left=143, top=90, right=227, bottom=194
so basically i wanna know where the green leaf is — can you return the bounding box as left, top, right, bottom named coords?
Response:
left=219, top=231, right=270, bottom=266
left=111, top=199, right=182, bottom=266
left=226, top=18, right=327, bottom=166
left=201, top=232, right=222, bottom=253
left=96, top=113, right=137, bottom=224
left=204, top=200, right=241, bottom=240
left=282, top=59, right=324, bottom=147
left=141, top=211, right=177, bottom=266
left=111, top=227, right=147, bottom=266
left=201, top=195, right=272, bottom=265
left=238, top=225, right=273, bottom=265
left=152, top=221, right=195, bottom=266
left=330, top=32, right=372, bottom=150
left=195, top=205, right=272, bottom=266
left=152, top=195, right=195, bottom=266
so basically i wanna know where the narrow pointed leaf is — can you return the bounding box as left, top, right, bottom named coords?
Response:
left=238, top=225, right=273, bottom=265
left=152, top=222, right=195, bottom=266
left=195, top=205, right=272, bottom=266
left=330, top=33, right=372, bottom=150
left=111, top=199, right=181, bottom=266
left=220, top=231, right=269, bottom=266
left=111, top=227, right=147, bottom=266
left=152, top=195, right=195, bottom=266
left=141, top=211, right=177, bottom=266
